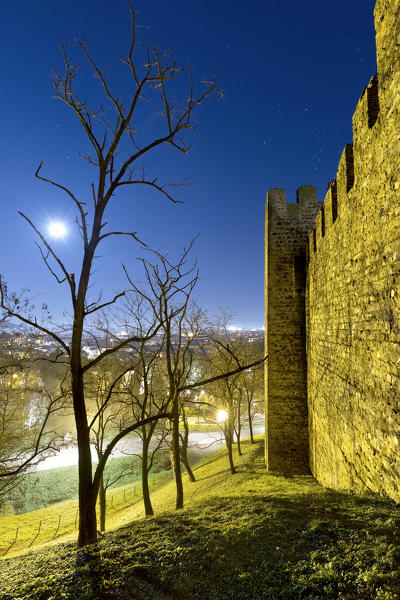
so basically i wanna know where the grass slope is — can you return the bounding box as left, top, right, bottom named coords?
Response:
left=0, top=470, right=172, bottom=558
left=1, top=438, right=399, bottom=600
left=0, top=448, right=205, bottom=557
left=4, top=450, right=175, bottom=515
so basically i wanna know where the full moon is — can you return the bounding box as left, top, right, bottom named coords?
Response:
left=47, top=221, right=67, bottom=238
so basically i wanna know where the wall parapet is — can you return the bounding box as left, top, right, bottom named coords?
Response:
left=266, top=0, right=400, bottom=502
left=267, top=185, right=320, bottom=222
left=305, top=0, right=400, bottom=502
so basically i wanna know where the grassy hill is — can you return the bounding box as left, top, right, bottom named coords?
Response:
left=3, top=449, right=175, bottom=515
left=0, top=437, right=399, bottom=599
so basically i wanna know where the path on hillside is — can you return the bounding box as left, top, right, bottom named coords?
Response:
left=35, top=423, right=265, bottom=471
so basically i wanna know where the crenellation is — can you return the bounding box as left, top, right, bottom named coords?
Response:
left=321, top=205, right=325, bottom=237
left=306, top=0, right=400, bottom=501
left=352, top=76, right=383, bottom=188
left=297, top=184, right=318, bottom=205
left=330, top=179, right=338, bottom=223
left=336, top=144, right=355, bottom=205
left=267, top=187, right=287, bottom=211
left=344, top=143, right=355, bottom=192
left=353, top=76, right=380, bottom=149
left=265, top=0, right=400, bottom=500
left=309, top=182, right=338, bottom=257
left=367, top=75, right=380, bottom=128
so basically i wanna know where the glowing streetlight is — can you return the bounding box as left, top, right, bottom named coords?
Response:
left=217, top=409, right=228, bottom=423
left=47, top=220, right=68, bottom=239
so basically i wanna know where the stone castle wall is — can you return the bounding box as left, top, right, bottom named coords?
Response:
left=265, top=0, right=400, bottom=500
left=265, top=186, right=320, bottom=473
left=306, top=0, right=400, bottom=501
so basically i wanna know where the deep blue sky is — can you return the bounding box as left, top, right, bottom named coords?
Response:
left=0, top=0, right=376, bottom=329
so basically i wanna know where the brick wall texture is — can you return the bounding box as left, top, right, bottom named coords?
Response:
left=265, top=187, right=320, bottom=473
left=265, top=0, right=400, bottom=500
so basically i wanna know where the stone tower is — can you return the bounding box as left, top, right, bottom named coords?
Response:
left=265, top=186, right=320, bottom=473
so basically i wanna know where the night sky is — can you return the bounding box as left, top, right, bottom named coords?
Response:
left=0, top=0, right=377, bottom=329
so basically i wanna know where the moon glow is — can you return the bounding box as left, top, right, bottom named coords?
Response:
left=48, top=221, right=67, bottom=239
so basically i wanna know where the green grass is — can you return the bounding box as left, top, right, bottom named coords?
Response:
left=0, top=447, right=205, bottom=557
left=4, top=450, right=174, bottom=515
left=0, top=437, right=399, bottom=599
left=0, top=470, right=173, bottom=558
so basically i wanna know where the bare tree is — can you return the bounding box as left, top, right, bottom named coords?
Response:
left=0, top=2, right=220, bottom=546
left=126, top=252, right=269, bottom=502
left=237, top=340, right=264, bottom=444
left=85, top=355, right=126, bottom=532
left=179, top=403, right=196, bottom=482
left=119, top=333, right=170, bottom=517
left=125, top=242, right=200, bottom=510
left=205, top=326, right=263, bottom=474
left=210, top=361, right=239, bottom=474
left=219, top=334, right=265, bottom=448
left=0, top=331, right=67, bottom=506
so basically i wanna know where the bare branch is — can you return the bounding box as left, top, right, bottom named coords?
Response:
left=18, top=212, right=76, bottom=305
left=75, top=38, right=125, bottom=122
left=98, top=231, right=148, bottom=246
left=35, top=243, right=70, bottom=285
left=89, top=366, right=134, bottom=428
left=212, top=338, right=241, bottom=369
left=82, top=325, right=161, bottom=373
left=0, top=278, right=71, bottom=355
left=35, top=162, right=88, bottom=247
left=178, top=355, right=270, bottom=393
left=84, top=291, right=127, bottom=316
left=53, top=44, right=104, bottom=166
left=114, top=178, right=185, bottom=204
left=92, top=411, right=172, bottom=495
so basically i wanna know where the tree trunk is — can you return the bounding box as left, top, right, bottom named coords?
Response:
left=248, top=402, right=254, bottom=443
left=72, top=240, right=101, bottom=548
left=181, top=448, right=196, bottom=482
left=236, top=433, right=242, bottom=456
left=225, top=413, right=236, bottom=475
left=72, top=367, right=97, bottom=547
left=236, top=402, right=242, bottom=456
left=77, top=466, right=97, bottom=546
left=142, top=438, right=154, bottom=516
left=226, top=436, right=236, bottom=475
left=180, top=409, right=195, bottom=482
left=99, top=474, right=106, bottom=532
left=171, top=396, right=184, bottom=509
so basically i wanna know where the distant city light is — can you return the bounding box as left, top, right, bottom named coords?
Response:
left=217, top=409, right=228, bottom=423
left=47, top=221, right=68, bottom=239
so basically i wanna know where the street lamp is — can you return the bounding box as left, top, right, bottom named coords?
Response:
left=216, top=409, right=228, bottom=423
left=216, top=409, right=228, bottom=444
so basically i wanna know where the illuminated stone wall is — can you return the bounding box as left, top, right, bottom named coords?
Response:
left=265, top=0, right=400, bottom=499
left=306, top=0, right=400, bottom=501
left=265, top=186, right=320, bottom=473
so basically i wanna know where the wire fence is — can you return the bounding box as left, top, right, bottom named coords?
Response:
left=0, top=484, right=140, bottom=558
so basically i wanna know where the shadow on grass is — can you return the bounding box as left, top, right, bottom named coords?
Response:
left=1, top=439, right=399, bottom=600
left=195, top=469, right=231, bottom=482
left=117, top=487, right=400, bottom=600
